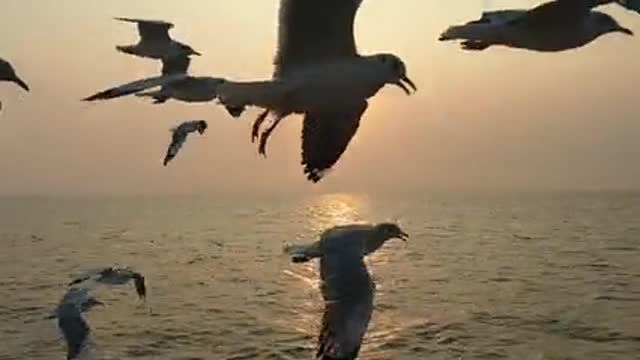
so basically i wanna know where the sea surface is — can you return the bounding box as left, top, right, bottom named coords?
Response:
left=1, top=191, right=639, bottom=360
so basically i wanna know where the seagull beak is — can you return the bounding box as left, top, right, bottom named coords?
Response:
left=395, top=76, right=417, bottom=95
left=95, top=300, right=106, bottom=307
left=192, top=50, right=202, bottom=56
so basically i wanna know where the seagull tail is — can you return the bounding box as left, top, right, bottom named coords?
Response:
left=283, top=242, right=321, bottom=263
left=217, top=80, right=289, bottom=114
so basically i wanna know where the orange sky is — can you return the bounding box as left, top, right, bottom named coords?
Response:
left=0, top=0, right=639, bottom=195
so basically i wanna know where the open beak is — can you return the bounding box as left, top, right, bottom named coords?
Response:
left=395, top=76, right=417, bottom=96
left=618, top=27, right=634, bottom=36
left=13, top=77, right=29, bottom=92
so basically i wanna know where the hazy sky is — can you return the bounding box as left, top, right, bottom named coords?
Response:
left=1, top=0, right=639, bottom=195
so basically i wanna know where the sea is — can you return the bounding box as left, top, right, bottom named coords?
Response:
left=1, top=191, right=638, bottom=360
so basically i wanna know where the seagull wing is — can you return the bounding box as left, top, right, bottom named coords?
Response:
left=83, top=74, right=187, bottom=101
left=301, top=102, right=368, bottom=183
left=274, top=0, right=363, bottom=77
left=316, top=242, right=373, bottom=360
left=57, top=303, right=91, bottom=360
left=164, top=128, right=189, bottom=166
left=616, top=0, right=640, bottom=12
left=115, top=17, right=174, bottom=43
left=506, top=0, right=592, bottom=29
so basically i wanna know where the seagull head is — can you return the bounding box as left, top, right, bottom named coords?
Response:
left=373, top=54, right=417, bottom=96
left=374, top=222, right=410, bottom=243
left=592, top=12, right=633, bottom=37
left=179, top=43, right=202, bottom=56
left=197, top=120, right=208, bottom=134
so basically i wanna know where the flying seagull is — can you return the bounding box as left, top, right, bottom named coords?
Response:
left=163, top=120, right=208, bottom=166
left=53, top=288, right=103, bottom=360
left=68, top=266, right=147, bottom=300
left=287, top=223, right=408, bottom=359
left=439, top=0, right=633, bottom=51
left=285, top=222, right=408, bottom=263
left=0, top=58, right=29, bottom=111
left=114, top=17, right=201, bottom=59
left=215, top=0, right=417, bottom=183
left=82, top=54, right=225, bottom=104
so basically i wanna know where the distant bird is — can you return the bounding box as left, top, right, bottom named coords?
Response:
left=82, top=54, right=225, bottom=103
left=215, top=0, right=416, bottom=182
left=114, top=17, right=201, bottom=59
left=163, top=120, right=208, bottom=166
left=288, top=222, right=408, bottom=359
left=285, top=222, right=409, bottom=264
left=53, top=288, right=103, bottom=360
left=0, top=58, right=29, bottom=111
left=68, top=266, right=147, bottom=300
left=439, top=0, right=633, bottom=51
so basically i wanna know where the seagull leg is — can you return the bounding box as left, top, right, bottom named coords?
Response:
left=252, top=110, right=270, bottom=143
left=258, top=115, right=283, bottom=157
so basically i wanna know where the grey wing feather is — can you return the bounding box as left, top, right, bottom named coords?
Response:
left=164, top=130, right=188, bottom=166
left=301, top=102, right=368, bottom=183
left=507, top=0, right=592, bottom=28
left=316, top=246, right=373, bottom=360
left=274, top=0, right=362, bottom=77
left=57, top=303, right=91, bottom=360
left=114, top=17, right=174, bottom=42
left=83, top=75, right=186, bottom=101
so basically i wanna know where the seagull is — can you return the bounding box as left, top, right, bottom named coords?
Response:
left=439, top=0, right=633, bottom=51
left=287, top=223, right=408, bottom=359
left=215, top=0, right=417, bottom=183
left=82, top=54, right=225, bottom=104
left=53, top=288, right=103, bottom=360
left=284, top=222, right=408, bottom=264
left=114, top=17, right=201, bottom=59
left=68, top=266, right=147, bottom=300
left=163, top=120, right=208, bottom=166
left=0, top=58, right=29, bottom=111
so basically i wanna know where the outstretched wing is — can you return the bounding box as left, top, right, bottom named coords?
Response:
left=615, top=0, right=640, bottom=13
left=115, top=17, right=174, bottom=43
left=164, top=129, right=188, bottom=166
left=57, top=303, right=91, bottom=360
left=301, top=102, right=368, bottom=183
left=274, top=0, right=363, bottom=77
left=83, top=74, right=187, bottom=101
left=506, top=0, right=592, bottom=29
left=316, top=242, right=373, bottom=360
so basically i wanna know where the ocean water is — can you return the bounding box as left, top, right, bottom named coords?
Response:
left=1, top=191, right=639, bottom=360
